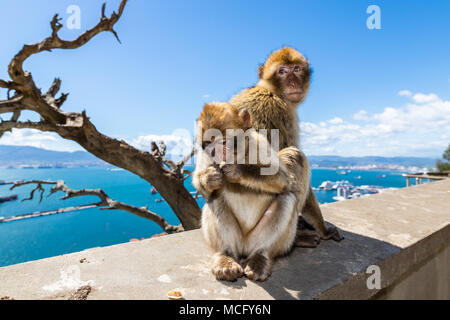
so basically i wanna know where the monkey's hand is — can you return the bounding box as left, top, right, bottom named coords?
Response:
left=221, top=164, right=242, bottom=184
left=199, top=165, right=224, bottom=194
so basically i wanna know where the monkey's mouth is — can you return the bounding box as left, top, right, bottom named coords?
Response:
left=285, top=91, right=302, bottom=102
left=286, top=90, right=302, bottom=96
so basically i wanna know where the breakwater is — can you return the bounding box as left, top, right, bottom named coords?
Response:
left=0, top=204, right=97, bottom=223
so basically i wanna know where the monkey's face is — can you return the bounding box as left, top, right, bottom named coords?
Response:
left=198, top=103, right=252, bottom=165
left=273, top=64, right=310, bottom=105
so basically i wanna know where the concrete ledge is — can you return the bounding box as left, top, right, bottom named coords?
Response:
left=1, top=180, right=449, bottom=300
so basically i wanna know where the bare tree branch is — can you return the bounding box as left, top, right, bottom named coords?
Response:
left=151, top=142, right=196, bottom=180
left=11, top=180, right=183, bottom=234
left=0, top=120, right=58, bottom=132
left=0, top=80, right=16, bottom=89
left=0, top=95, right=26, bottom=113
left=0, top=0, right=202, bottom=230
left=0, top=95, right=28, bottom=137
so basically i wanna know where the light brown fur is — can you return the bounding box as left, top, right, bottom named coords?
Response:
left=259, top=47, right=310, bottom=81
left=194, top=47, right=343, bottom=281
left=193, top=103, right=307, bottom=281
left=230, top=87, right=299, bottom=149
left=229, top=47, right=343, bottom=242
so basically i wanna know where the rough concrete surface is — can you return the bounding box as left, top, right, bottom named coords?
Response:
left=0, top=179, right=449, bottom=300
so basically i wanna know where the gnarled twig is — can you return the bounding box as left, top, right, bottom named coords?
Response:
left=0, top=0, right=202, bottom=230
left=11, top=180, right=183, bottom=234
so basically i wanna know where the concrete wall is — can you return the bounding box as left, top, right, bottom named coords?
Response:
left=375, top=243, right=449, bottom=299
left=0, top=179, right=449, bottom=300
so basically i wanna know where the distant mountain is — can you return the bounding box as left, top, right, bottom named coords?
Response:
left=0, top=145, right=105, bottom=166
left=307, top=155, right=436, bottom=168
left=0, top=145, right=437, bottom=168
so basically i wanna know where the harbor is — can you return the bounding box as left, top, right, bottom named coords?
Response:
left=0, top=167, right=434, bottom=267
left=313, top=179, right=395, bottom=202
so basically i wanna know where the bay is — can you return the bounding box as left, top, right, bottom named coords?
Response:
left=0, top=167, right=410, bottom=267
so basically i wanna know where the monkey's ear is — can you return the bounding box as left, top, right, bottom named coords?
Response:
left=258, top=65, right=264, bottom=79
left=239, top=108, right=252, bottom=129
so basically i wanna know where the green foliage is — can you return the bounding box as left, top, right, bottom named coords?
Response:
left=436, top=160, right=450, bottom=172
left=443, top=144, right=450, bottom=162
left=436, top=144, right=450, bottom=172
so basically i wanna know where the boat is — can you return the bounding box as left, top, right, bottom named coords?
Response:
left=0, top=195, right=18, bottom=203
left=318, top=181, right=334, bottom=191
left=150, top=187, right=157, bottom=195
left=332, top=180, right=353, bottom=190
left=37, top=165, right=52, bottom=169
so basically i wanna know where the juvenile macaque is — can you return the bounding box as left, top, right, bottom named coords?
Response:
left=193, top=102, right=310, bottom=281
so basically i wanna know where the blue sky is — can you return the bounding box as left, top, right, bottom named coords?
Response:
left=0, top=0, right=449, bottom=157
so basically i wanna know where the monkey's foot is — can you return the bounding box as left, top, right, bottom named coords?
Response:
left=295, top=229, right=321, bottom=248
left=212, top=254, right=244, bottom=282
left=243, top=253, right=272, bottom=282
left=321, top=226, right=344, bottom=242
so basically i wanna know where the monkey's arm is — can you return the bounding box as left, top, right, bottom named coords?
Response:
left=192, top=147, right=224, bottom=199
left=221, top=163, right=289, bottom=194
left=222, top=146, right=305, bottom=194
left=192, top=165, right=223, bottom=199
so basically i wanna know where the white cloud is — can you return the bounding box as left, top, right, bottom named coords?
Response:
left=300, top=91, right=450, bottom=157
left=398, top=90, right=412, bottom=97
left=328, top=117, right=343, bottom=124
left=411, top=93, right=439, bottom=104
left=130, top=129, right=194, bottom=161
left=353, top=110, right=369, bottom=121
left=0, top=129, right=83, bottom=152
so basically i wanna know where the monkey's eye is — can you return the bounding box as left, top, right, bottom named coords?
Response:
left=278, top=68, right=286, bottom=75
left=294, top=66, right=300, bottom=72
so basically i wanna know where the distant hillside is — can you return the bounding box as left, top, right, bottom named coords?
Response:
left=0, top=145, right=105, bottom=166
left=0, top=145, right=437, bottom=168
left=307, top=155, right=436, bottom=168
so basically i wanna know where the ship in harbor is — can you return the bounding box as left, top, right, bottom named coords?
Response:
left=314, top=179, right=396, bottom=201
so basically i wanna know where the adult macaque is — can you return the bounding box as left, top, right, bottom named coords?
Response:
left=193, top=102, right=310, bottom=281
left=214, top=47, right=343, bottom=243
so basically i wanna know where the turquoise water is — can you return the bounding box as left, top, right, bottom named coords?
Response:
left=0, top=167, right=409, bottom=267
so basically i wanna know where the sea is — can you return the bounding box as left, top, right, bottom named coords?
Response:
left=0, top=166, right=411, bottom=267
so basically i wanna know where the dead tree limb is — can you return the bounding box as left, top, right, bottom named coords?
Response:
left=11, top=180, right=183, bottom=234
left=0, top=0, right=201, bottom=230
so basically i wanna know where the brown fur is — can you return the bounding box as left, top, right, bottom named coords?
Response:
left=212, top=252, right=244, bottom=282
left=259, top=47, right=309, bottom=81
left=197, top=102, right=249, bottom=142
left=243, top=252, right=272, bottom=281
left=193, top=102, right=307, bottom=282
left=195, top=46, right=343, bottom=282
left=229, top=47, right=343, bottom=242
left=230, top=86, right=299, bottom=149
